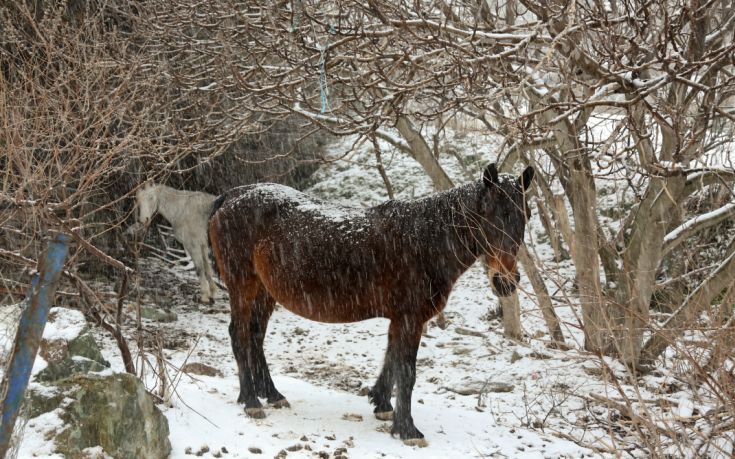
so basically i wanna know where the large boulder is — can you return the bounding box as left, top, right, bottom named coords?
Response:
left=29, top=373, right=171, bottom=459
left=26, top=307, right=171, bottom=458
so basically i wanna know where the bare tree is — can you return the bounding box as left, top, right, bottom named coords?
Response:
left=0, top=1, right=314, bottom=370
left=4, top=0, right=734, bottom=377
left=143, top=1, right=735, bottom=356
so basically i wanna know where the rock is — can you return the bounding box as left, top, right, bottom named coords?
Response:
left=45, top=308, right=87, bottom=342
left=583, top=366, right=604, bottom=377
left=29, top=373, right=171, bottom=459
left=40, top=307, right=106, bottom=366
left=35, top=357, right=107, bottom=383
left=444, top=381, right=515, bottom=395
left=293, top=327, right=308, bottom=336
left=140, top=307, right=178, bottom=323
left=454, top=327, right=486, bottom=338
left=39, top=339, right=69, bottom=364
left=249, top=447, right=263, bottom=454
left=452, top=347, right=472, bottom=355
left=35, top=330, right=110, bottom=383
left=510, top=350, right=523, bottom=363
left=26, top=385, right=65, bottom=419
left=529, top=351, right=552, bottom=360
left=68, top=333, right=109, bottom=366
left=182, top=362, right=223, bottom=377
left=37, top=307, right=110, bottom=380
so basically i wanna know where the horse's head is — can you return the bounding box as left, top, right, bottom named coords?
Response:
left=135, top=182, right=159, bottom=227
left=477, top=163, right=534, bottom=297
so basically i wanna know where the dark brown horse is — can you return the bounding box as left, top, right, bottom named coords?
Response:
left=208, top=163, right=534, bottom=446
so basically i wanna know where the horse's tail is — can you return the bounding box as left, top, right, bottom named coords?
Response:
left=207, top=194, right=227, bottom=280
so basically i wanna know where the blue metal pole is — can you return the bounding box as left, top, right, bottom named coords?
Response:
left=0, top=233, right=70, bottom=458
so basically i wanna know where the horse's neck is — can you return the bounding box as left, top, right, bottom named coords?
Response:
left=414, top=183, right=485, bottom=271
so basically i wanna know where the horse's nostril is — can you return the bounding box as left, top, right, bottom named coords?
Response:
left=492, top=273, right=517, bottom=297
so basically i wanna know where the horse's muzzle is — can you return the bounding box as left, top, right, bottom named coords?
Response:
left=492, top=271, right=520, bottom=297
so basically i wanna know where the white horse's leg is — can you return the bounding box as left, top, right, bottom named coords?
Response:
left=202, top=244, right=217, bottom=301
left=183, top=240, right=211, bottom=304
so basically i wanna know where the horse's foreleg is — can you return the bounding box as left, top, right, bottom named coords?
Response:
left=390, top=318, right=426, bottom=446
left=250, top=290, right=288, bottom=407
left=228, top=282, right=265, bottom=418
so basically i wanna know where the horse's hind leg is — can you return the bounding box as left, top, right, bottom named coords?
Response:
left=250, top=288, right=288, bottom=407
left=369, top=334, right=397, bottom=420
left=228, top=279, right=266, bottom=418
left=184, top=239, right=212, bottom=304
left=202, top=244, right=218, bottom=301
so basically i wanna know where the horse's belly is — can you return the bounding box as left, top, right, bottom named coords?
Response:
left=266, top=272, right=392, bottom=322
left=279, top=294, right=387, bottom=323
left=254, top=237, right=396, bottom=323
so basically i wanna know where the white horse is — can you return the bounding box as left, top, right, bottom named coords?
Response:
left=135, top=183, right=218, bottom=304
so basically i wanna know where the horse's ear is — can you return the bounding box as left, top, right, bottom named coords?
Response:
left=483, top=163, right=499, bottom=188
left=519, top=166, right=534, bottom=191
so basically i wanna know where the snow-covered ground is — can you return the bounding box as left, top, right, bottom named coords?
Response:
left=17, top=131, right=659, bottom=458
left=131, top=258, right=605, bottom=459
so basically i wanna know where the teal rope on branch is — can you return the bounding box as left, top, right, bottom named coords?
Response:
left=289, top=0, right=302, bottom=32
left=318, top=44, right=329, bottom=113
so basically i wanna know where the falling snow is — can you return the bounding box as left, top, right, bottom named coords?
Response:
left=18, top=133, right=607, bottom=458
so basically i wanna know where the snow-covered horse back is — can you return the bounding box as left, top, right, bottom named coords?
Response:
left=208, top=163, right=534, bottom=445
left=136, top=183, right=218, bottom=303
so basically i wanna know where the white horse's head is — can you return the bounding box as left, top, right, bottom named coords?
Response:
left=136, top=182, right=160, bottom=226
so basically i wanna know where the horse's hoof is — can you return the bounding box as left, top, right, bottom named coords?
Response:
left=375, top=411, right=393, bottom=421
left=402, top=438, right=428, bottom=447
left=270, top=398, right=290, bottom=409
left=245, top=407, right=266, bottom=419
left=391, top=423, right=424, bottom=443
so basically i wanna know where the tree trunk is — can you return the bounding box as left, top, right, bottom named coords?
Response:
left=701, top=280, right=735, bottom=375
left=500, top=287, right=524, bottom=340
left=518, top=246, right=565, bottom=344
left=494, top=160, right=525, bottom=339
left=553, top=194, right=576, bottom=260
left=532, top=170, right=570, bottom=261
left=567, top=161, right=611, bottom=354
left=640, top=239, right=735, bottom=365
left=535, top=197, right=566, bottom=263
left=394, top=116, right=454, bottom=191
